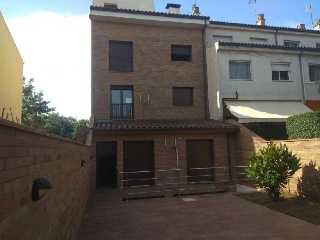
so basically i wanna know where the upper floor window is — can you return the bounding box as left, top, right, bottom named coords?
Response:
left=309, top=65, right=320, bottom=82
left=316, top=43, right=320, bottom=48
left=172, top=87, right=193, bottom=106
left=250, top=37, right=268, bottom=44
left=284, top=40, right=300, bottom=47
left=229, top=61, right=251, bottom=80
left=109, top=41, right=133, bottom=72
left=171, top=45, right=192, bottom=61
left=110, top=86, right=133, bottom=119
left=272, top=63, right=291, bottom=81
left=213, top=35, right=233, bottom=43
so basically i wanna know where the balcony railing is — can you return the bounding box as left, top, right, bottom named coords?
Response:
left=111, top=103, right=133, bottom=119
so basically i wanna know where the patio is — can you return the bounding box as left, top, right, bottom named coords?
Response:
left=77, top=189, right=320, bottom=240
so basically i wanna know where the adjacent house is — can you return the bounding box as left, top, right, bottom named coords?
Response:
left=90, top=0, right=238, bottom=191
left=0, top=11, right=23, bottom=123
left=206, top=14, right=320, bottom=124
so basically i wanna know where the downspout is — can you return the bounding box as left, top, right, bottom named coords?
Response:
left=274, top=29, right=278, bottom=46
left=299, top=50, right=306, bottom=103
left=202, top=19, right=209, bottom=119
left=221, top=91, right=239, bottom=120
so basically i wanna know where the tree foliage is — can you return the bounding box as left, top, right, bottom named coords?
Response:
left=22, top=78, right=89, bottom=139
left=22, top=78, right=55, bottom=128
left=246, top=141, right=301, bottom=201
left=286, top=112, right=320, bottom=140
left=43, top=113, right=77, bottom=139
left=72, top=119, right=89, bottom=140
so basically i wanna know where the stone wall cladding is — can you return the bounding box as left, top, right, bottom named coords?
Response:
left=0, top=119, right=91, bottom=240
left=91, top=20, right=206, bottom=120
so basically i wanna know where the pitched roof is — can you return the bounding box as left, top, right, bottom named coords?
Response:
left=210, top=20, right=320, bottom=34
left=93, top=119, right=238, bottom=132
left=218, top=41, right=320, bottom=52
left=90, top=6, right=210, bottom=20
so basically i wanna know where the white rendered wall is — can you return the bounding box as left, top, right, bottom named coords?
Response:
left=206, top=26, right=320, bottom=48
left=92, top=0, right=155, bottom=11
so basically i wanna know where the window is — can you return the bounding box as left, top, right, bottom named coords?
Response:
left=316, top=43, right=320, bottom=48
left=213, top=35, right=233, bottom=43
left=250, top=37, right=268, bottom=44
left=110, top=86, right=133, bottom=119
left=171, top=45, right=192, bottom=61
left=172, top=87, right=193, bottom=106
left=229, top=61, right=251, bottom=80
left=109, top=41, right=133, bottom=72
left=309, top=65, right=320, bottom=82
left=272, top=63, right=291, bottom=81
left=284, top=41, right=300, bottom=47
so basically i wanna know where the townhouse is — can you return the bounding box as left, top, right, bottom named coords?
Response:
left=206, top=14, right=320, bottom=124
left=89, top=0, right=238, bottom=190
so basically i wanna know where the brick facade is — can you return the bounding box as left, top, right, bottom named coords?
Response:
left=91, top=20, right=206, bottom=120
left=0, top=119, right=91, bottom=240
left=91, top=130, right=237, bottom=189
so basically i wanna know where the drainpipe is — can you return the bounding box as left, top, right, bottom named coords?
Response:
left=274, top=29, right=278, bottom=46
left=221, top=91, right=239, bottom=120
left=299, top=50, right=306, bottom=103
left=202, top=19, right=209, bottom=119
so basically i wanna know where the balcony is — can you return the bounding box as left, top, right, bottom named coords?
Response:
left=111, top=103, right=133, bottom=119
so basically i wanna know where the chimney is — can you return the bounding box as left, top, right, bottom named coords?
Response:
left=314, top=19, right=320, bottom=31
left=166, top=3, right=181, bottom=14
left=192, top=4, right=200, bottom=16
left=297, top=24, right=306, bottom=30
left=256, top=13, right=265, bottom=26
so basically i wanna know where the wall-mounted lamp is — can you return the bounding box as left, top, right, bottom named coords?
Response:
left=32, top=178, right=52, bottom=201
left=80, top=159, right=87, bottom=167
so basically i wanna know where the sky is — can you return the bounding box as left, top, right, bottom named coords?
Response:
left=0, top=0, right=319, bottom=119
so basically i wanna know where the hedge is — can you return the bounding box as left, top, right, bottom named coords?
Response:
left=286, top=111, right=320, bottom=139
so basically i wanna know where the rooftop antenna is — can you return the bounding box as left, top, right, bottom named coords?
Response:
left=306, top=4, right=314, bottom=28
left=249, top=0, right=257, bottom=23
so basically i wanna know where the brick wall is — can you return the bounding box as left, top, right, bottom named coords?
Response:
left=91, top=20, right=206, bottom=120
left=229, top=119, right=320, bottom=201
left=0, top=119, right=91, bottom=240
left=92, top=131, right=237, bottom=189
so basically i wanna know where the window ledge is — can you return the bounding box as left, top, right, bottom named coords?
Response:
left=230, top=79, right=253, bottom=81
left=272, top=80, right=293, bottom=82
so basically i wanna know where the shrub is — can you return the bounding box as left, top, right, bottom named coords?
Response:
left=246, top=141, right=301, bottom=201
left=286, top=112, right=320, bottom=140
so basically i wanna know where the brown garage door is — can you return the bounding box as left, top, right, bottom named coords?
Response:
left=186, top=140, right=214, bottom=183
left=123, top=141, right=155, bottom=186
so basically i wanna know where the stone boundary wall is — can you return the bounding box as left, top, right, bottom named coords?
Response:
left=228, top=119, right=320, bottom=201
left=0, top=119, right=91, bottom=240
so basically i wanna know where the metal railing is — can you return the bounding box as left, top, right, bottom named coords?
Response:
left=117, top=166, right=250, bottom=200
left=111, top=103, right=133, bottom=119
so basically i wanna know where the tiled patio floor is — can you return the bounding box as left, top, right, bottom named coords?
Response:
left=77, top=189, right=320, bottom=240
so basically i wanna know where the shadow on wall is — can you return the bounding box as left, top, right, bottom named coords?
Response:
left=297, top=161, right=320, bottom=202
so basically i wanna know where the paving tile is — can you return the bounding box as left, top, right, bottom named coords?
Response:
left=77, top=190, right=320, bottom=240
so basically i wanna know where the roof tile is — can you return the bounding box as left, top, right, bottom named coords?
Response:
left=94, top=119, right=238, bottom=132
left=90, top=6, right=210, bottom=20
left=218, top=41, right=320, bottom=52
